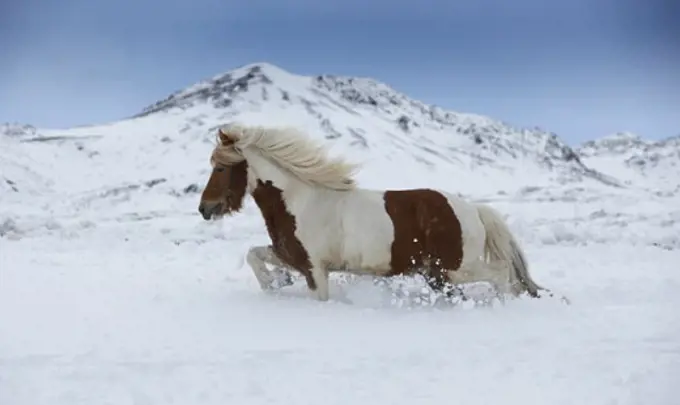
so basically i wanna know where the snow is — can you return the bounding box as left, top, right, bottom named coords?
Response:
left=2, top=212, right=679, bottom=404
left=2, top=62, right=679, bottom=404
left=578, top=132, right=680, bottom=194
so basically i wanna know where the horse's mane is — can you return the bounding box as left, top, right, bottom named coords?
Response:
left=211, top=123, right=360, bottom=191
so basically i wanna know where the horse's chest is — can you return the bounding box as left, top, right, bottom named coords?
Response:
left=267, top=216, right=303, bottom=262
left=251, top=181, right=312, bottom=271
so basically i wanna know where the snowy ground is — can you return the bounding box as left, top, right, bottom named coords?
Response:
left=2, top=192, right=679, bottom=405
left=1, top=104, right=679, bottom=404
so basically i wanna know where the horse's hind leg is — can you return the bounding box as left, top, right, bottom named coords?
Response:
left=447, top=260, right=511, bottom=305
left=420, top=268, right=466, bottom=305
left=246, top=245, right=294, bottom=290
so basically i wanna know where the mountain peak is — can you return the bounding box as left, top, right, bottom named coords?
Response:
left=124, top=62, right=621, bottom=190
left=134, top=62, right=307, bottom=117
left=602, top=131, right=641, bottom=141
left=576, top=130, right=679, bottom=191
left=578, top=131, right=650, bottom=158
left=1, top=123, right=38, bottom=138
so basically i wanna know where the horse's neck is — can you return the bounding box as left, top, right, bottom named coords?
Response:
left=246, top=150, right=328, bottom=216
left=243, top=149, right=297, bottom=192
left=248, top=176, right=315, bottom=244
left=243, top=148, right=322, bottom=210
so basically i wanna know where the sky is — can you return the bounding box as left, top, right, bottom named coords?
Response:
left=1, top=0, right=678, bottom=144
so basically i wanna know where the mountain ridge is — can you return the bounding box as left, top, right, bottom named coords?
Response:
left=1, top=62, right=678, bottom=253
left=2, top=62, right=677, bottom=201
left=122, top=62, right=619, bottom=188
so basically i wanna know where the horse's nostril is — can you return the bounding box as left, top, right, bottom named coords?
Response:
left=198, top=204, right=205, bottom=214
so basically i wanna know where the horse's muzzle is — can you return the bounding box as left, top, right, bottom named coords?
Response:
left=198, top=202, right=223, bottom=220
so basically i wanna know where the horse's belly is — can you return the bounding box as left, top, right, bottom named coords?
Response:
left=335, top=231, right=393, bottom=275
left=339, top=195, right=395, bottom=274
left=299, top=226, right=392, bottom=274
left=293, top=188, right=394, bottom=274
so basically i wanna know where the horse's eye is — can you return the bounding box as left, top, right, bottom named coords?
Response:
left=215, top=167, right=225, bottom=173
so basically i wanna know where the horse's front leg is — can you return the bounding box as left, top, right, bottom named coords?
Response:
left=246, top=245, right=294, bottom=290
left=308, top=260, right=330, bottom=301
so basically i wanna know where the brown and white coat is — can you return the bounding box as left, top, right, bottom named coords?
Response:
left=199, top=124, right=550, bottom=302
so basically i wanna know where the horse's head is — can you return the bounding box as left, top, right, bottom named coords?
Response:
left=198, top=127, right=249, bottom=220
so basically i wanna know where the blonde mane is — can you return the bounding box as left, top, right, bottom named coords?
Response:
left=211, top=123, right=360, bottom=191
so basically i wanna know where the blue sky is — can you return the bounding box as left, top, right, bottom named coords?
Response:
left=1, top=0, right=678, bottom=144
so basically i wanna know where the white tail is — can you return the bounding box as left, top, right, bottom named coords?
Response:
left=475, top=203, right=547, bottom=298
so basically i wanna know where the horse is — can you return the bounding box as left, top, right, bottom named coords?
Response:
left=198, top=123, right=555, bottom=303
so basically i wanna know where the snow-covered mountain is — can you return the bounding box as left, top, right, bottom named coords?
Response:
left=579, top=131, right=649, bottom=157
left=132, top=63, right=614, bottom=188
left=1, top=62, right=623, bottom=203
left=0, top=62, right=677, bottom=248
left=577, top=131, right=680, bottom=194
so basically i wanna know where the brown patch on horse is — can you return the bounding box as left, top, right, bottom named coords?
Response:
left=383, top=189, right=463, bottom=293
left=198, top=160, right=249, bottom=220
left=250, top=179, right=317, bottom=290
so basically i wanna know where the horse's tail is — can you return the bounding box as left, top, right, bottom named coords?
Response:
left=475, top=203, right=546, bottom=298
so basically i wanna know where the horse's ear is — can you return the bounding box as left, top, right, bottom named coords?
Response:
left=218, top=128, right=235, bottom=145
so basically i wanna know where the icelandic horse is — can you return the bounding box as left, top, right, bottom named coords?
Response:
left=198, top=123, right=555, bottom=303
